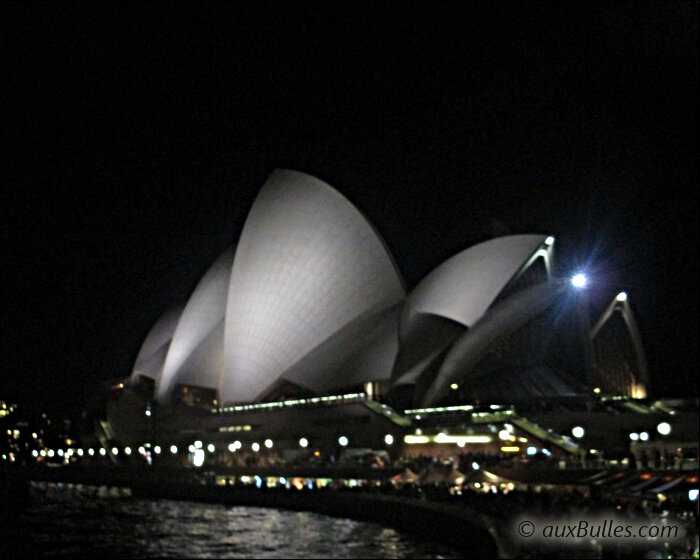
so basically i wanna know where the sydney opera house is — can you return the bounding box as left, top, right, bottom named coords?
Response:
left=95, top=170, right=695, bottom=469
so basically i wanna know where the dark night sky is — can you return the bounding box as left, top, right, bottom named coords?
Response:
left=2, top=2, right=697, bottom=418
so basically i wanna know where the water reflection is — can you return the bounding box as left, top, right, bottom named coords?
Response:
left=4, top=483, right=460, bottom=558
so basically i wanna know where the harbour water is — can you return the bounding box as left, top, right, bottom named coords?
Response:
left=1, top=482, right=462, bottom=558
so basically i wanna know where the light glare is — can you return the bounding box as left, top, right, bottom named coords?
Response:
left=571, top=273, right=587, bottom=288
left=192, top=449, right=205, bottom=467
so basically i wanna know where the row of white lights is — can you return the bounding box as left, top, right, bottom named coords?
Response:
left=27, top=421, right=671, bottom=459
left=27, top=434, right=395, bottom=459
left=218, top=392, right=365, bottom=413
left=189, top=434, right=396, bottom=454
left=571, top=422, right=672, bottom=439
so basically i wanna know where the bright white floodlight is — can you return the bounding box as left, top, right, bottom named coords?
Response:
left=657, top=422, right=672, bottom=436
left=616, top=292, right=628, bottom=302
left=571, top=273, right=587, bottom=289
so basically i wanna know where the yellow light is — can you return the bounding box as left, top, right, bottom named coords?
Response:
left=594, top=387, right=601, bottom=394
left=450, top=383, right=459, bottom=390
left=500, top=446, right=520, bottom=453
left=632, top=384, right=647, bottom=399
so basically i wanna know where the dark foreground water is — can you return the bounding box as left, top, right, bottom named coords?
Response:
left=1, top=482, right=462, bottom=558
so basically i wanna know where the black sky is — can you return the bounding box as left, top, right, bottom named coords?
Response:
left=2, top=2, right=698, bottom=418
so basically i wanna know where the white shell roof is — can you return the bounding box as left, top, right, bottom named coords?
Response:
left=421, top=282, right=566, bottom=406
left=221, top=169, right=405, bottom=404
left=401, top=234, right=549, bottom=336
left=130, top=307, right=183, bottom=383
left=156, top=248, right=234, bottom=403
left=279, top=303, right=402, bottom=393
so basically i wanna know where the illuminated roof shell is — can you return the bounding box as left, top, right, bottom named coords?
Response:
left=222, top=169, right=405, bottom=404
left=280, top=303, right=402, bottom=394
left=401, top=234, right=550, bottom=336
left=130, top=307, right=183, bottom=384
left=421, top=282, right=566, bottom=406
left=156, top=248, right=234, bottom=403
